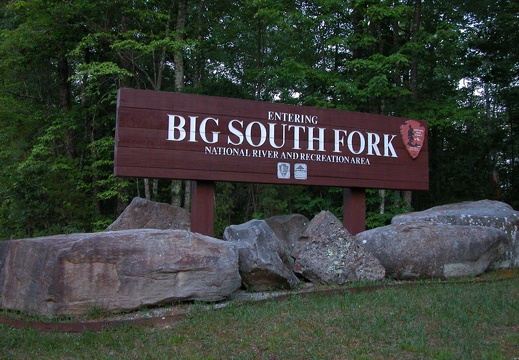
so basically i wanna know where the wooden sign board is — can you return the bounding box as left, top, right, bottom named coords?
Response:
left=115, top=88, right=428, bottom=190
left=115, top=88, right=428, bottom=236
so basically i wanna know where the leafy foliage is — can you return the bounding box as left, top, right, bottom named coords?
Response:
left=0, top=0, right=517, bottom=239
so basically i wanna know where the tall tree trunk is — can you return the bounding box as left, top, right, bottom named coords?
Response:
left=378, top=189, right=386, bottom=214
left=152, top=179, right=159, bottom=200
left=402, top=191, right=412, bottom=210
left=393, top=15, right=401, bottom=88
left=255, top=18, right=265, bottom=100
left=351, top=4, right=364, bottom=60
left=116, top=178, right=130, bottom=214
left=193, top=0, right=206, bottom=87
left=57, top=56, right=71, bottom=111
left=57, top=55, right=75, bottom=158
left=183, top=180, right=191, bottom=209
left=172, top=0, right=190, bottom=208
left=410, top=0, right=421, bottom=99
left=174, top=0, right=187, bottom=92
left=144, top=178, right=151, bottom=200
left=80, top=49, right=91, bottom=106
left=171, top=181, right=182, bottom=206
left=402, top=0, right=422, bottom=210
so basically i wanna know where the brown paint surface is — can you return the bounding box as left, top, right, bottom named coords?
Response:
left=115, top=88, right=428, bottom=190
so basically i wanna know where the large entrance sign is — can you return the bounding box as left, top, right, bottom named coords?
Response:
left=115, top=88, right=428, bottom=235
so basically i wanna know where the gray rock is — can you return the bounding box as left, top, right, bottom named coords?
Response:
left=292, top=211, right=385, bottom=284
left=264, top=214, right=309, bottom=262
left=223, top=220, right=300, bottom=291
left=392, top=200, right=519, bottom=269
left=106, top=197, right=190, bottom=231
left=357, top=221, right=506, bottom=279
left=0, top=230, right=241, bottom=317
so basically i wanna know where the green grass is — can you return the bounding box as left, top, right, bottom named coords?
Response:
left=1, top=277, right=518, bottom=359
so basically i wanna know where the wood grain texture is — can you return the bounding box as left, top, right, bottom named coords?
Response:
left=115, top=88, right=429, bottom=190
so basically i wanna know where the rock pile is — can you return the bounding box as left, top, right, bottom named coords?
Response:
left=0, top=197, right=516, bottom=317
left=223, top=212, right=385, bottom=291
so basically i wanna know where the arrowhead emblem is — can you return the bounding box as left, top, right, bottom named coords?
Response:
left=400, top=120, right=425, bottom=159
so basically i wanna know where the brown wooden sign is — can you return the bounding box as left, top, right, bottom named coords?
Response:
left=115, top=88, right=428, bottom=190
left=115, top=88, right=428, bottom=236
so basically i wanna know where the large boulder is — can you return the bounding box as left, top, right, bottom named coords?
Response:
left=223, top=220, right=300, bottom=291
left=264, top=214, right=309, bottom=261
left=106, top=197, right=190, bottom=231
left=292, top=211, right=385, bottom=284
left=392, top=200, right=519, bottom=269
left=0, top=230, right=241, bottom=317
left=356, top=221, right=506, bottom=279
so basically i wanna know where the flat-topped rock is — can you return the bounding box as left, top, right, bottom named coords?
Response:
left=0, top=230, right=241, bottom=317
left=357, top=221, right=506, bottom=279
left=392, top=200, right=519, bottom=269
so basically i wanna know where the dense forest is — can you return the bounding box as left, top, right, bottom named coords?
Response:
left=0, top=0, right=517, bottom=239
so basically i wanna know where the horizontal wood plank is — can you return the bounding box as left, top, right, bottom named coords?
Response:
left=115, top=88, right=429, bottom=190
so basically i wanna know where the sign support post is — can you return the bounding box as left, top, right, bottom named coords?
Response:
left=343, top=188, right=366, bottom=235
left=190, top=180, right=215, bottom=236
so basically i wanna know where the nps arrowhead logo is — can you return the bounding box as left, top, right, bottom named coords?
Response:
left=400, top=120, right=425, bottom=159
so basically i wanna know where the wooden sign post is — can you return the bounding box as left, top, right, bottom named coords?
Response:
left=115, top=88, right=428, bottom=236
left=190, top=180, right=215, bottom=235
left=343, top=188, right=366, bottom=235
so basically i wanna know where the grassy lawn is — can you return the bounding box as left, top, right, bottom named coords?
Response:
left=1, top=275, right=518, bottom=359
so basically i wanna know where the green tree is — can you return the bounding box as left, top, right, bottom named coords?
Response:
left=0, top=0, right=517, bottom=239
left=0, top=0, right=94, bottom=237
left=463, top=0, right=519, bottom=208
